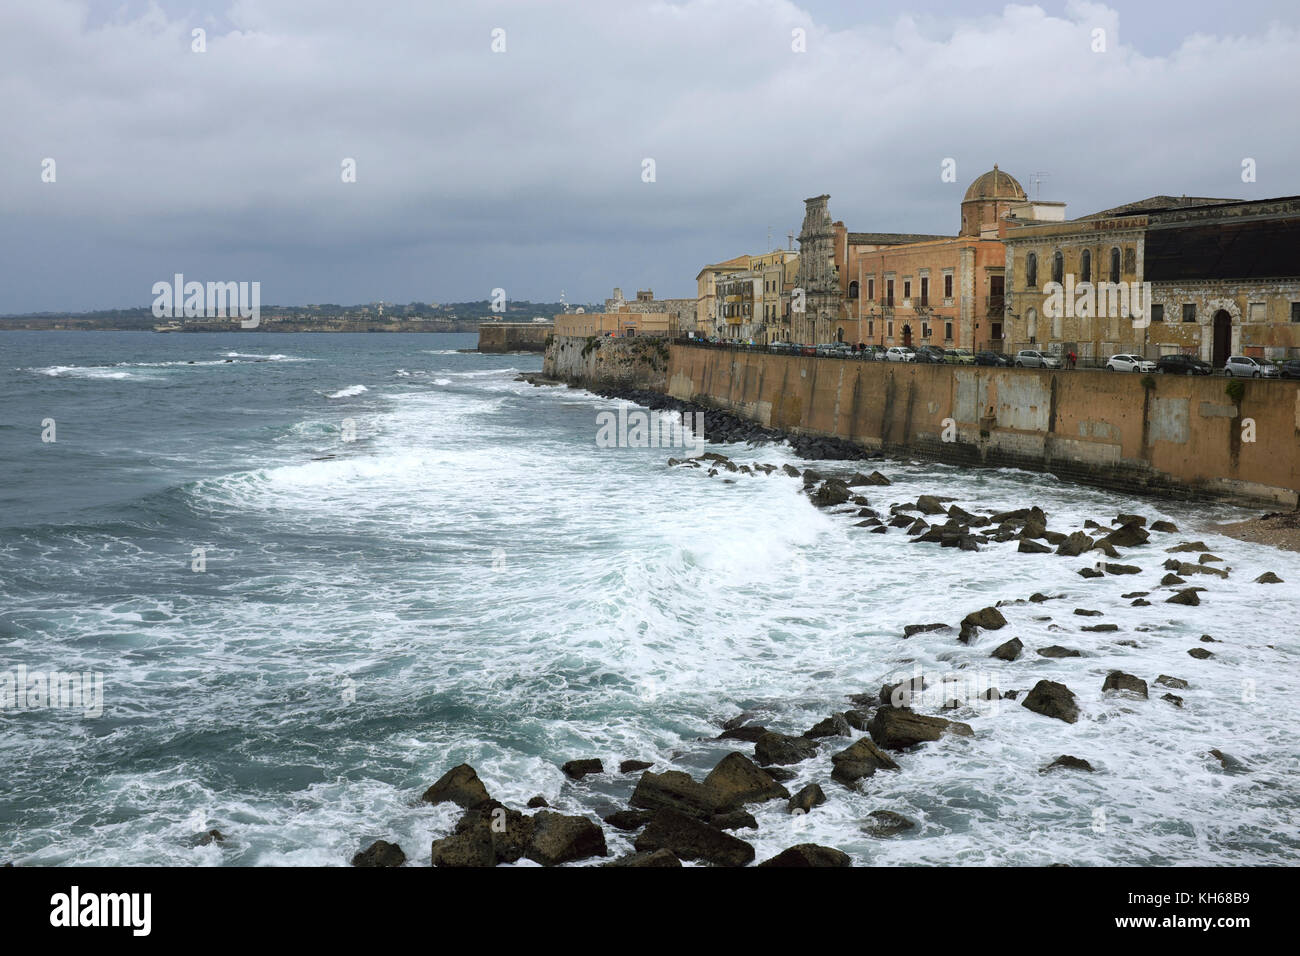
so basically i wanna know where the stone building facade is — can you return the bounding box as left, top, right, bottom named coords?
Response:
left=791, top=195, right=842, bottom=345
left=604, top=287, right=695, bottom=331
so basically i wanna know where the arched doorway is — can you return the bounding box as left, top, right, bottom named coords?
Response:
left=836, top=327, right=844, bottom=343
left=1212, top=310, right=1232, bottom=367
left=902, top=324, right=913, bottom=347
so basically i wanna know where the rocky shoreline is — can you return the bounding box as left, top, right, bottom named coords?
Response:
left=341, top=418, right=1282, bottom=865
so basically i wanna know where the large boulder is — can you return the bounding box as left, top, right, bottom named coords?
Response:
left=916, top=494, right=947, bottom=515
left=803, top=713, right=852, bottom=738
left=1018, top=538, right=1052, bottom=554
left=959, top=606, right=1007, bottom=643
left=527, top=811, right=608, bottom=866
left=628, top=769, right=717, bottom=818
left=863, top=810, right=916, bottom=837
left=830, top=736, right=901, bottom=787
left=1102, top=671, right=1149, bottom=699
left=990, top=637, right=1024, bottom=661
left=561, top=758, right=604, bottom=780
left=701, top=752, right=789, bottom=810
left=1041, top=755, right=1094, bottom=773
left=757, top=844, right=852, bottom=867
left=1056, top=531, right=1095, bottom=557
left=1021, top=680, right=1079, bottom=723
left=812, top=479, right=851, bottom=507
left=867, top=706, right=972, bottom=750
left=634, top=809, right=754, bottom=867
left=1103, top=524, right=1149, bottom=548
left=1167, top=589, right=1201, bottom=606
left=754, top=732, right=819, bottom=766
left=603, top=849, right=681, bottom=867
left=787, top=783, right=827, bottom=815
left=421, top=763, right=491, bottom=809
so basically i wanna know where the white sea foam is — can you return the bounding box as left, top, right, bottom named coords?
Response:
left=326, top=385, right=368, bottom=399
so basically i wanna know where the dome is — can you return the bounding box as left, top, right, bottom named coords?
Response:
left=963, top=164, right=1026, bottom=203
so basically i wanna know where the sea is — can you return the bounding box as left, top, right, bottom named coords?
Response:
left=1, top=330, right=1297, bottom=866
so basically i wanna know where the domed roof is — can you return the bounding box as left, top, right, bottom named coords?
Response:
left=963, top=164, right=1026, bottom=203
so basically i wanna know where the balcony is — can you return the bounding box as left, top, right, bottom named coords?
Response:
left=985, top=295, right=1005, bottom=314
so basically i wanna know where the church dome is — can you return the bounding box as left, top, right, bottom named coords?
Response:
left=963, top=164, right=1026, bottom=203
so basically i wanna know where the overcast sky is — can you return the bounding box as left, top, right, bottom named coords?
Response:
left=2, top=0, right=1298, bottom=313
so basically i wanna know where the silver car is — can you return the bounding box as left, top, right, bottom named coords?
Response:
left=1014, top=349, right=1061, bottom=369
left=1223, top=355, right=1278, bottom=378
left=1106, top=353, right=1156, bottom=373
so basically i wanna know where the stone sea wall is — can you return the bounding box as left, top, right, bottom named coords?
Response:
left=543, top=335, right=670, bottom=391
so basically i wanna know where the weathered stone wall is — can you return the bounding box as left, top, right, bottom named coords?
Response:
left=664, top=345, right=1300, bottom=506
left=478, top=323, right=553, bottom=353
left=543, top=335, right=670, bottom=390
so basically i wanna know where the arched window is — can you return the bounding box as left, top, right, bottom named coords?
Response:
left=1052, top=251, right=1064, bottom=285
left=1025, top=253, right=1037, bottom=288
left=1110, top=247, right=1121, bottom=283
left=847, top=280, right=859, bottom=299
left=1027, top=307, right=1038, bottom=343
left=1080, top=249, right=1091, bottom=283
left=1052, top=309, right=1062, bottom=340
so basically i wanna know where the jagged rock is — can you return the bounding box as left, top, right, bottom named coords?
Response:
left=880, top=675, right=927, bottom=707
left=867, top=706, right=971, bottom=750
left=1122, top=591, right=1149, bottom=598
left=1105, top=563, right=1141, bottom=575
left=1018, top=538, right=1052, bottom=554
left=1104, top=524, right=1149, bottom=548
left=1199, top=554, right=1223, bottom=564
left=803, top=713, right=852, bottom=738
left=718, top=724, right=768, bottom=743
left=1041, top=755, right=1094, bottom=773
left=709, top=810, right=757, bottom=830
left=604, top=810, right=654, bottom=831
left=1029, top=592, right=1051, bottom=602
left=1082, top=624, right=1119, bottom=632
left=430, top=823, right=496, bottom=867
left=1042, top=530, right=1068, bottom=545
left=619, top=759, right=653, bottom=774
left=847, top=472, right=874, bottom=486
left=1167, top=541, right=1208, bottom=553
left=1021, top=680, right=1079, bottom=723
left=754, top=732, right=819, bottom=766
left=1131, top=599, right=1151, bottom=607
left=604, top=849, right=681, bottom=867
left=1078, top=568, right=1104, bottom=578
left=1200, top=634, right=1217, bottom=642
left=959, top=606, right=1007, bottom=643
left=562, top=758, right=604, bottom=780
left=1167, top=589, right=1201, bottom=606
left=787, top=783, right=827, bottom=814
left=782, top=464, right=800, bottom=478
left=1161, top=573, right=1186, bottom=586
left=702, top=752, right=789, bottom=809
left=1151, top=520, right=1178, bottom=533
left=190, top=829, right=225, bottom=847
left=1115, top=513, right=1147, bottom=527
left=948, top=504, right=976, bottom=523
left=1074, top=608, right=1102, bottom=616
left=527, top=795, right=549, bottom=809
left=844, top=708, right=872, bottom=731
left=863, top=810, right=916, bottom=837
left=352, top=840, right=406, bottom=867
left=527, top=811, right=608, bottom=866
left=758, top=844, right=852, bottom=867
left=422, top=764, right=491, bottom=809
left=888, top=514, right=914, bottom=528
left=1162, top=693, right=1184, bottom=707
left=990, top=637, right=1023, bottom=661
left=628, top=769, right=716, bottom=818
left=1187, top=647, right=1214, bottom=659
left=1208, top=749, right=1247, bottom=772
left=1177, top=561, right=1228, bottom=579
left=635, top=809, right=754, bottom=867
left=1091, top=541, right=1120, bottom=558
left=904, top=622, right=951, bottom=638
left=812, top=479, right=851, bottom=507
left=1256, top=571, right=1284, bottom=584
left=1036, top=645, right=1082, bottom=658
left=1102, top=671, right=1148, bottom=699
left=916, top=494, right=947, bottom=515
left=866, top=471, right=892, bottom=485
left=1155, top=675, right=1188, bottom=689
left=1057, top=531, right=1095, bottom=556
left=763, top=766, right=798, bottom=783
left=830, top=736, right=900, bottom=786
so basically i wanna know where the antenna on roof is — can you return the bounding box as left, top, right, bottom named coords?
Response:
left=787, top=230, right=795, bottom=251
left=1031, top=172, right=1049, bottom=200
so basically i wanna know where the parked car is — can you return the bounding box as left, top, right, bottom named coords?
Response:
left=912, top=345, right=947, bottom=364
left=1278, top=359, right=1300, bottom=379
left=1223, top=355, right=1278, bottom=378
left=1106, top=353, right=1156, bottom=373
left=885, top=346, right=916, bottom=362
left=945, top=348, right=976, bottom=365
left=974, top=350, right=1012, bottom=367
left=1014, top=349, right=1061, bottom=369
left=1155, top=353, right=1212, bottom=375
left=861, top=345, right=886, bottom=361
left=769, top=341, right=798, bottom=354
left=815, top=342, right=852, bottom=358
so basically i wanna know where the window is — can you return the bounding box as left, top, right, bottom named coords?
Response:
left=886, top=279, right=895, bottom=305
left=1025, top=253, right=1037, bottom=288
left=920, top=277, right=929, bottom=306
left=1027, top=307, right=1037, bottom=342
left=944, top=273, right=953, bottom=299
left=868, top=320, right=874, bottom=337
left=904, top=280, right=912, bottom=299
left=1110, top=248, right=1121, bottom=283
left=1151, top=304, right=1164, bottom=323
left=1182, top=303, right=1196, bottom=323
left=945, top=322, right=953, bottom=341
left=922, top=323, right=930, bottom=339
left=1292, top=302, right=1300, bottom=323
left=887, top=321, right=894, bottom=337
left=848, top=280, right=859, bottom=299
left=867, top=278, right=875, bottom=301
left=1052, top=251, right=1064, bottom=285
left=1124, top=247, right=1136, bottom=273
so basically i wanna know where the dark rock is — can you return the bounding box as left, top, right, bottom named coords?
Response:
left=757, top=844, right=852, bottom=867
left=1082, top=624, right=1119, bottom=632
left=1041, top=755, right=1094, bottom=773
left=1115, top=513, right=1147, bottom=526
left=1150, top=520, right=1178, bottom=533
left=1162, top=693, right=1184, bottom=708
left=1091, top=541, right=1120, bottom=558
left=787, top=783, right=827, bottom=814
left=1104, top=563, right=1141, bottom=575
left=755, top=731, right=819, bottom=766
left=1167, top=541, right=1208, bottom=553
left=604, top=848, right=681, bottom=867
left=422, top=764, right=491, bottom=809
left=959, top=606, right=1007, bottom=643
left=1155, top=675, right=1188, bottom=689
left=1199, top=634, right=1217, bottom=643
left=526, top=795, right=550, bottom=809
left=1131, top=599, right=1151, bottom=607
left=562, top=758, right=604, bottom=780
left=1074, top=608, right=1103, bottom=616
left=527, top=811, right=608, bottom=866
left=916, top=494, right=947, bottom=515
left=990, top=637, right=1024, bottom=661
left=803, top=713, right=852, bottom=738
left=1187, top=647, right=1214, bottom=659
left=782, top=464, right=800, bottom=478
left=619, top=759, right=653, bottom=774
left=1167, top=589, right=1201, bottom=606
left=1021, top=680, right=1079, bottom=723
left=1078, top=567, right=1104, bottom=579
left=830, top=736, right=900, bottom=787
left=1018, top=537, right=1052, bottom=554
left=812, top=478, right=851, bottom=507
left=709, top=810, right=758, bottom=831
left=1208, top=749, right=1247, bottom=772
left=867, top=706, right=972, bottom=750
left=1036, top=645, right=1082, bottom=658
left=701, top=752, right=789, bottom=809
left=1103, top=524, right=1149, bottom=548
left=763, top=766, right=798, bottom=783
left=1161, top=573, right=1186, bottom=586
left=1057, top=531, right=1095, bottom=556
left=844, top=708, right=872, bottom=731
left=352, top=840, right=406, bottom=867
left=628, top=769, right=716, bottom=818
left=863, top=810, right=916, bottom=837
left=1102, top=671, right=1148, bottom=698
left=1256, top=572, right=1284, bottom=584
left=718, top=724, right=769, bottom=743
left=1029, top=592, right=1051, bottom=602
left=1121, top=591, right=1149, bottom=598
left=635, top=809, right=754, bottom=867
left=190, top=829, right=225, bottom=847
left=904, top=622, right=951, bottom=638
left=604, top=810, right=654, bottom=831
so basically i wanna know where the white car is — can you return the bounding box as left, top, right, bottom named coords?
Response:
left=885, top=346, right=916, bottom=362
left=1106, top=353, right=1156, bottom=373
left=1223, top=355, right=1278, bottom=378
left=1014, top=349, right=1061, bottom=369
